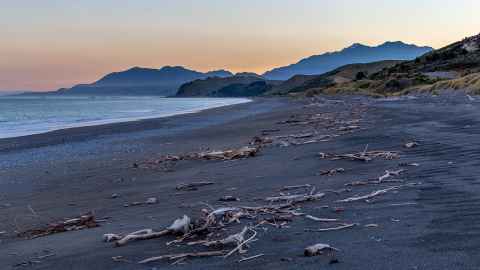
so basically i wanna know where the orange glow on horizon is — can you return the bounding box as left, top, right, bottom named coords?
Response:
left=1, top=0, right=479, bottom=91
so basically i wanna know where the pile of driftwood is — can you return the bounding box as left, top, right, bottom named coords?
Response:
left=252, top=107, right=367, bottom=149
left=103, top=186, right=344, bottom=264
left=18, top=213, right=99, bottom=239
left=102, top=172, right=420, bottom=265
left=276, top=112, right=362, bottom=129
left=251, top=132, right=337, bottom=147
left=318, top=150, right=400, bottom=162
left=139, top=146, right=259, bottom=170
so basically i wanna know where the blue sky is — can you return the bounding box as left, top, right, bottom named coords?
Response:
left=1, top=0, right=479, bottom=90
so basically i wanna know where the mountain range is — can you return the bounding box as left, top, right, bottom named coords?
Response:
left=262, top=41, right=433, bottom=80
left=30, top=40, right=433, bottom=97
left=55, top=66, right=233, bottom=96
left=278, top=33, right=480, bottom=96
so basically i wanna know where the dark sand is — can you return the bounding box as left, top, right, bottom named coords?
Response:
left=1, top=95, right=480, bottom=269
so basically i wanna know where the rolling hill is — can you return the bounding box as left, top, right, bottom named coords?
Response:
left=269, top=60, right=403, bottom=95
left=175, top=73, right=275, bottom=97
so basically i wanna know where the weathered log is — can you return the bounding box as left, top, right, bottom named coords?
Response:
left=304, top=243, right=340, bottom=256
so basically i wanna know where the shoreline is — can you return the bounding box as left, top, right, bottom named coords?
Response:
left=0, top=96, right=251, bottom=141
left=0, top=98, right=286, bottom=154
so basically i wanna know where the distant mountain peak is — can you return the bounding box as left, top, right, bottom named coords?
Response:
left=381, top=41, right=406, bottom=45
left=205, top=69, right=234, bottom=77
left=379, top=41, right=415, bottom=48
left=344, top=43, right=370, bottom=50
left=234, top=72, right=263, bottom=78
left=126, top=66, right=152, bottom=71
left=209, top=69, right=230, bottom=73
left=159, top=65, right=192, bottom=72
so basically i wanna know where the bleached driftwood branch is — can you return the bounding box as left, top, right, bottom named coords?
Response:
left=304, top=243, right=340, bottom=256
left=337, top=186, right=400, bottom=203
left=305, top=215, right=338, bottom=222
left=203, top=227, right=248, bottom=248
left=106, top=215, right=191, bottom=247
left=305, top=223, right=357, bottom=232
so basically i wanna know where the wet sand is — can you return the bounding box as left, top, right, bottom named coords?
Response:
left=1, top=95, right=480, bottom=269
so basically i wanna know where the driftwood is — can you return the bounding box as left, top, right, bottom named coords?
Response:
left=318, top=168, right=345, bottom=176
left=305, top=215, right=338, bottom=222
left=176, top=181, right=214, bottom=191
left=164, top=207, right=248, bottom=246
left=377, top=169, right=405, bottom=183
left=218, top=195, right=240, bottom=202
left=174, top=203, right=300, bottom=242
left=143, top=146, right=259, bottom=168
left=224, top=228, right=258, bottom=258
left=123, top=197, right=160, bottom=207
left=345, top=169, right=406, bottom=187
left=337, top=125, right=360, bottom=132
left=252, top=133, right=334, bottom=148
left=107, top=215, right=191, bottom=247
left=19, top=213, right=98, bottom=239
left=203, top=227, right=248, bottom=248
left=146, top=197, right=158, bottom=204
left=112, top=229, right=169, bottom=247
left=318, top=152, right=370, bottom=162
left=304, top=243, right=339, bottom=256
left=194, top=226, right=258, bottom=258
left=305, top=223, right=357, bottom=232
left=139, top=250, right=226, bottom=264
left=238, top=253, right=265, bottom=262
left=250, top=136, right=274, bottom=146
left=404, top=142, right=419, bottom=148
left=265, top=192, right=325, bottom=203
left=192, top=146, right=259, bottom=160
left=204, top=207, right=244, bottom=225
left=399, top=162, right=420, bottom=167
left=261, top=214, right=294, bottom=225
left=319, top=150, right=399, bottom=162
left=111, top=256, right=131, bottom=263
left=337, top=186, right=400, bottom=203
left=389, top=202, right=417, bottom=207
left=280, top=184, right=312, bottom=191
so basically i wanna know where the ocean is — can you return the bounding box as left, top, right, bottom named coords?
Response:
left=0, top=96, right=250, bottom=139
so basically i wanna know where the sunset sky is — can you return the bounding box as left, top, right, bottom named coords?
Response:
left=1, top=0, right=479, bottom=91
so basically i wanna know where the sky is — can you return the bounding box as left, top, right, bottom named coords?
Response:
left=1, top=0, right=479, bottom=91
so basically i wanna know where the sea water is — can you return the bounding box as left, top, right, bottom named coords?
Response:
left=0, top=96, right=250, bottom=139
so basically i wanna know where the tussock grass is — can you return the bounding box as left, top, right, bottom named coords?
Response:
left=420, top=73, right=480, bottom=94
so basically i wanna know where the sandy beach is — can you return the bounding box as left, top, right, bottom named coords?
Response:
left=1, top=95, right=480, bottom=269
